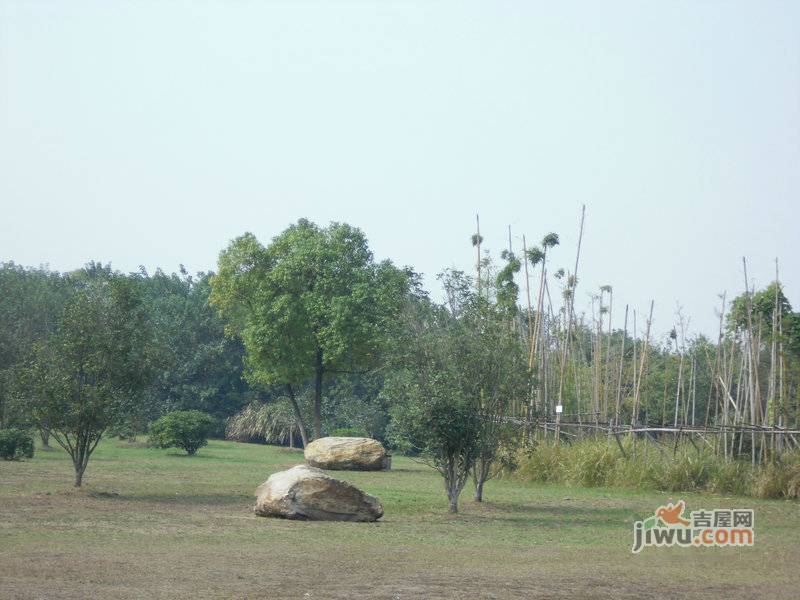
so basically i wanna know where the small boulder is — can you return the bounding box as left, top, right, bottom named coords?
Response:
left=254, top=465, right=383, bottom=522
left=304, top=436, right=391, bottom=471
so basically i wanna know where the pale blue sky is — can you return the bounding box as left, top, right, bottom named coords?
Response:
left=1, top=1, right=798, bottom=337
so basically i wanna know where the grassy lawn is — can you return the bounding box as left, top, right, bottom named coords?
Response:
left=1, top=439, right=797, bottom=599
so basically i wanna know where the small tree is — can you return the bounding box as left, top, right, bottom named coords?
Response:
left=389, top=272, right=528, bottom=512
left=14, top=273, right=152, bottom=486
left=388, top=364, right=482, bottom=513
left=149, top=410, right=216, bottom=455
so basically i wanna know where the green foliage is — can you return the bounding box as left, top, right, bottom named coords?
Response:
left=328, top=427, right=368, bottom=437
left=11, top=270, right=154, bottom=485
left=752, top=455, right=800, bottom=499
left=507, top=437, right=800, bottom=499
left=210, top=220, right=409, bottom=440
left=0, top=428, right=34, bottom=460
left=0, top=263, right=72, bottom=427
left=660, top=450, right=718, bottom=491
left=526, top=246, right=544, bottom=266
left=569, top=441, right=619, bottom=487
left=728, top=282, right=790, bottom=332
left=706, top=460, right=753, bottom=496
left=149, top=410, right=217, bottom=455
left=511, top=443, right=565, bottom=483
left=495, top=251, right=520, bottom=317
left=541, top=232, right=560, bottom=248
left=388, top=273, right=529, bottom=510
left=728, top=281, right=800, bottom=359
left=136, top=268, right=250, bottom=430
left=323, top=372, right=390, bottom=441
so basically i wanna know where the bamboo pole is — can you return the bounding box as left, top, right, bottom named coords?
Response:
left=522, top=235, right=535, bottom=436
left=632, top=300, right=654, bottom=426
left=614, top=305, right=629, bottom=427
left=602, top=286, right=613, bottom=421
left=556, top=206, right=585, bottom=442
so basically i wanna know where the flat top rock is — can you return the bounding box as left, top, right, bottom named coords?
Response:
left=304, top=437, right=390, bottom=471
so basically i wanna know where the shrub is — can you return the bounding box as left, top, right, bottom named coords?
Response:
left=0, top=428, right=35, bottom=460
left=149, top=410, right=216, bottom=456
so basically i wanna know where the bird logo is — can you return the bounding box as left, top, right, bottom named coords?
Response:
left=655, top=500, right=690, bottom=526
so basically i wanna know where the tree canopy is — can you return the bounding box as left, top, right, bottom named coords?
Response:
left=210, top=219, right=409, bottom=443
left=14, top=273, right=153, bottom=485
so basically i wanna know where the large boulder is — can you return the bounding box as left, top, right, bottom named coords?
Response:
left=304, top=436, right=391, bottom=471
left=254, top=465, right=383, bottom=522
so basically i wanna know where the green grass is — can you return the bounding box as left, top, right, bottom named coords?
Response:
left=1, top=439, right=797, bottom=599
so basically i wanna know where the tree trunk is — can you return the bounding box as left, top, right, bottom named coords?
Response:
left=474, top=478, right=484, bottom=502
left=313, top=348, right=324, bottom=439
left=73, top=451, right=89, bottom=487
left=286, top=384, right=309, bottom=448
left=72, top=438, right=92, bottom=487
left=444, top=464, right=464, bottom=513
left=40, top=429, right=50, bottom=449
left=473, top=457, right=492, bottom=502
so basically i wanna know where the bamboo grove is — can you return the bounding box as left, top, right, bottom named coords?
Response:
left=474, top=208, right=800, bottom=465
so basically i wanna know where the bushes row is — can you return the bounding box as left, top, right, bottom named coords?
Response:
left=506, top=437, right=800, bottom=500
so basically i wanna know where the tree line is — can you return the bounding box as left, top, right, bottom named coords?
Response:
left=2, top=217, right=799, bottom=510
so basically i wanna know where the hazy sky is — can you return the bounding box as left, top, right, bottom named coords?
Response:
left=2, top=1, right=798, bottom=339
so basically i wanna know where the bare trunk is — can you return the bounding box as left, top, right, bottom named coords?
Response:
left=446, top=476, right=461, bottom=513
left=474, top=478, right=484, bottom=502
left=448, top=496, right=459, bottom=513
left=71, top=438, right=94, bottom=487
left=314, top=348, right=324, bottom=439
left=443, top=459, right=468, bottom=514
left=40, top=429, right=50, bottom=449
left=286, top=384, right=309, bottom=448
left=473, top=458, right=491, bottom=502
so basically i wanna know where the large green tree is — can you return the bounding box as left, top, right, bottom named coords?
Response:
left=210, top=220, right=408, bottom=444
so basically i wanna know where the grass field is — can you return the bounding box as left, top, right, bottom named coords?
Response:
left=1, top=439, right=797, bottom=599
